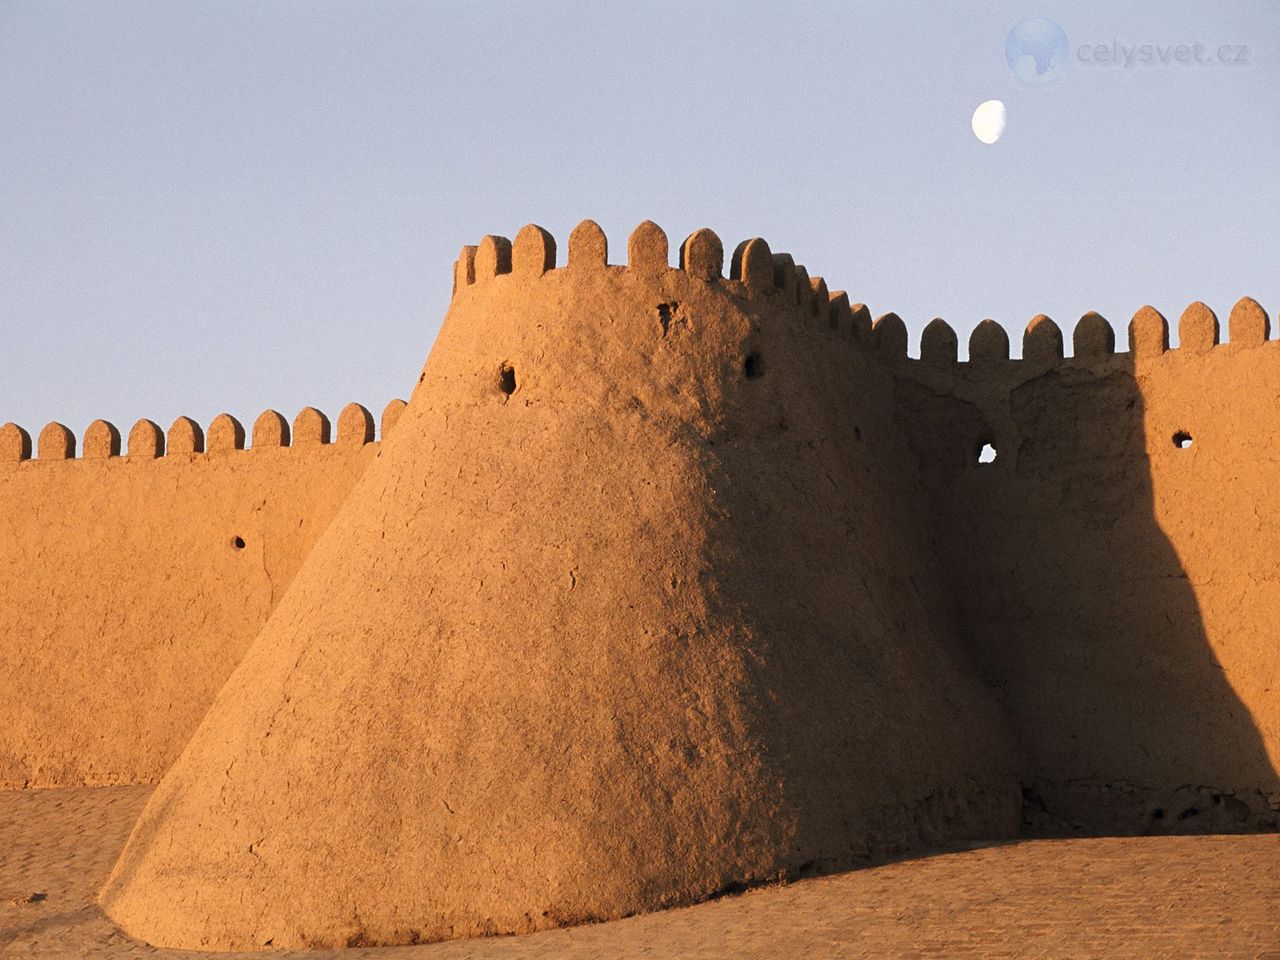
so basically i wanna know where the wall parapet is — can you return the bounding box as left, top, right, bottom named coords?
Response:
left=447, top=220, right=1272, bottom=396
left=450, top=219, right=877, bottom=347
left=0, top=399, right=408, bottom=465
left=873, top=297, right=1272, bottom=377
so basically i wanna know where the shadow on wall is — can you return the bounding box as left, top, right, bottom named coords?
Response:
left=678, top=287, right=1024, bottom=873
left=897, top=325, right=1280, bottom=836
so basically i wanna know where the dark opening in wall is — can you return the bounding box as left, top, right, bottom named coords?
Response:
left=977, top=442, right=997, bottom=465
left=744, top=352, right=765, bottom=380
left=498, top=363, right=517, bottom=396
left=232, top=536, right=246, bottom=550
left=1173, top=431, right=1193, bottom=449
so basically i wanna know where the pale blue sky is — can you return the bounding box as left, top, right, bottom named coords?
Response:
left=1, top=1, right=1277, bottom=436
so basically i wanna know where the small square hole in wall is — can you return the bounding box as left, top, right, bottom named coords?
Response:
left=1173, top=431, right=1193, bottom=449
left=977, top=442, right=997, bottom=464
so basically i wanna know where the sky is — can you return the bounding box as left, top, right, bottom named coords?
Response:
left=1, top=1, right=1277, bottom=438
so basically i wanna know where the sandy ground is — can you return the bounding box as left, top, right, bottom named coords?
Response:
left=2, top=785, right=1279, bottom=959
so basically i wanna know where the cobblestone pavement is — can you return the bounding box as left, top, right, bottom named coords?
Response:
left=2, top=785, right=1279, bottom=959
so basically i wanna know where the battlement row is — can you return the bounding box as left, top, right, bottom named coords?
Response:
left=451, top=220, right=878, bottom=340
left=451, top=222, right=1272, bottom=371
left=0, top=399, right=407, bottom=463
left=872, top=298, right=1272, bottom=366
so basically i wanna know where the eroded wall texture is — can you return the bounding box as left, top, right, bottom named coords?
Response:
left=97, top=224, right=1024, bottom=951
left=890, top=300, right=1280, bottom=833
left=1, top=229, right=1277, bottom=857
left=0, top=403, right=404, bottom=788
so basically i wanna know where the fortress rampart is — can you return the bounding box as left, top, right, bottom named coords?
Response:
left=3, top=220, right=1277, bottom=865
left=883, top=298, right=1280, bottom=832
left=0, top=401, right=405, bottom=788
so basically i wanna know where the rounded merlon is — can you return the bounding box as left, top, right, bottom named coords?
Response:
left=968, top=318, right=1010, bottom=363
left=1228, top=297, right=1269, bottom=346
left=83, top=419, right=121, bottom=459
left=0, top=422, right=33, bottom=461
left=127, top=420, right=164, bottom=459
left=1073, top=312, right=1115, bottom=358
left=252, top=410, right=290, bottom=449
left=1023, top=314, right=1063, bottom=365
left=38, top=422, right=75, bottom=460
left=1178, top=301, right=1220, bottom=354
left=337, top=403, right=374, bottom=446
left=168, top=417, right=205, bottom=456
left=292, top=407, right=331, bottom=446
left=920, top=317, right=958, bottom=366
left=627, top=221, right=668, bottom=273
left=567, top=220, right=607, bottom=270
left=207, top=414, right=246, bottom=453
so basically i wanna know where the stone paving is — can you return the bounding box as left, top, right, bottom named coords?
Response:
left=2, top=785, right=1279, bottom=959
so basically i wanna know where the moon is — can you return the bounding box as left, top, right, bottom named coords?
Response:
left=971, top=99, right=1007, bottom=144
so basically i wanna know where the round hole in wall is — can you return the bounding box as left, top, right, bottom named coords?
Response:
left=232, top=536, right=246, bottom=550
left=1172, top=431, right=1193, bottom=449
left=977, top=442, right=997, bottom=464
left=744, top=352, right=765, bottom=380
left=498, top=363, right=517, bottom=396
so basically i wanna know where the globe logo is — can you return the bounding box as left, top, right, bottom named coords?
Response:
left=1005, top=18, right=1069, bottom=84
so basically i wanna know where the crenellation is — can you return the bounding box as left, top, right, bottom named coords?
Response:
left=474, top=234, right=513, bottom=280
left=568, top=219, right=607, bottom=269
left=1073, top=311, right=1116, bottom=358
left=1178, top=301, right=1219, bottom=353
left=0, top=422, right=32, bottom=461
left=168, top=416, right=205, bottom=456
left=679, top=227, right=723, bottom=280
left=1, top=404, right=387, bottom=467
left=128, top=419, right=165, bottom=458
left=793, top=264, right=813, bottom=312
left=920, top=317, right=959, bottom=367
left=1130, top=305, right=1170, bottom=357
left=381, top=398, right=408, bottom=437
left=453, top=244, right=477, bottom=294
left=512, top=224, right=557, bottom=276
left=968, top=318, right=1010, bottom=364
left=39, top=421, right=75, bottom=460
left=1023, top=314, right=1064, bottom=366
left=731, top=237, right=773, bottom=293
left=443, top=222, right=915, bottom=362
left=889, top=300, right=1274, bottom=387
left=827, top=291, right=852, bottom=333
left=337, top=402, right=375, bottom=446
left=873, top=312, right=908, bottom=358
left=84, top=419, right=122, bottom=459
left=809, top=277, right=830, bottom=325
left=442, top=224, right=1269, bottom=395
left=252, top=410, right=290, bottom=449
left=627, top=220, right=668, bottom=273
left=771, top=252, right=798, bottom=300
left=1228, top=296, right=1269, bottom=346
left=292, top=406, right=331, bottom=446
left=207, top=413, right=246, bottom=453
left=849, top=302, right=873, bottom=345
